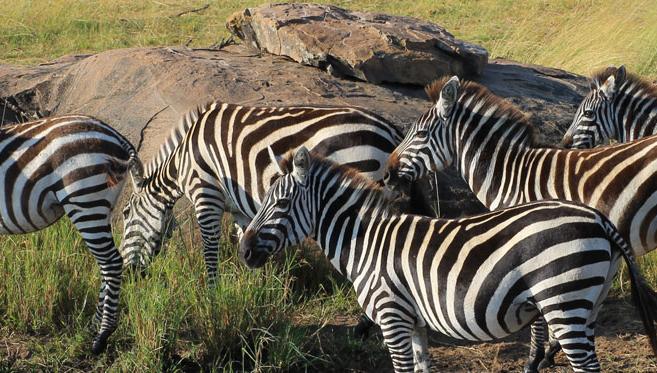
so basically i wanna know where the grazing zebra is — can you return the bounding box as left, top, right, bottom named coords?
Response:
left=563, top=65, right=657, bottom=148
left=0, top=115, right=140, bottom=354
left=384, top=75, right=657, bottom=368
left=121, top=102, right=438, bottom=276
left=239, top=147, right=657, bottom=373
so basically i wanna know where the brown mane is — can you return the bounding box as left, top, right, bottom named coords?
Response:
left=591, top=66, right=657, bottom=97
left=425, top=76, right=539, bottom=145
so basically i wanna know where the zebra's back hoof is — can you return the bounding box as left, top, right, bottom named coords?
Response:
left=91, top=330, right=112, bottom=355
left=354, top=314, right=375, bottom=341
left=537, top=356, right=556, bottom=370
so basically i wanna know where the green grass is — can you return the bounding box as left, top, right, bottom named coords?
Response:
left=0, top=216, right=368, bottom=371
left=0, top=1, right=656, bottom=77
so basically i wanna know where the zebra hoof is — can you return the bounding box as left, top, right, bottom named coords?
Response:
left=538, top=356, right=556, bottom=370
left=354, top=315, right=375, bottom=341
left=91, top=330, right=112, bottom=355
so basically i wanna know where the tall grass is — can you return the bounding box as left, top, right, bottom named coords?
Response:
left=0, top=215, right=364, bottom=371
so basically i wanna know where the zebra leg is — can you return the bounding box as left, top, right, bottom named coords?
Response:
left=379, top=313, right=415, bottom=372
left=411, top=324, right=430, bottom=372
left=69, top=212, right=122, bottom=354
left=194, top=197, right=225, bottom=285
left=354, top=314, right=375, bottom=340
left=549, top=323, right=600, bottom=372
left=538, top=332, right=561, bottom=370
left=92, top=280, right=107, bottom=329
left=523, top=318, right=546, bottom=373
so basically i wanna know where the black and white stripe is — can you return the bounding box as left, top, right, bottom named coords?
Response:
left=387, top=75, right=657, bottom=258
left=120, top=102, right=437, bottom=280
left=239, top=147, right=657, bottom=373
left=0, top=115, right=140, bottom=354
left=563, top=65, right=657, bottom=148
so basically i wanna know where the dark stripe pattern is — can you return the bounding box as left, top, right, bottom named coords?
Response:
left=0, top=115, right=138, bottom=353
left=564, top=65, right=657, bottom=148
left=388, top=76, right=657, bottom=257
left=239, top=149, right=657, bottom=372
left=119, top=102, right=407, bottom=282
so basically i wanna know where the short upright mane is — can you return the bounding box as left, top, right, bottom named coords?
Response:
left=425, top=77, right=538, bottom=144
left=278, top=151, right=396, bottom=213
left=591, top=66, right=657, bottom=97
left=144, top=102, right=213, bottom=178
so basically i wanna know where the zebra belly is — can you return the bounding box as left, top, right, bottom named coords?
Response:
left=0, top=192, right=64, bottom=234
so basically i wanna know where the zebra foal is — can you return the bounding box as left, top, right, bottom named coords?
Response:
left=239, top=147, right=657, bottom=372
left=0, top=115, right=140, bottom=353
left=564, top=65, right=657, bottom=148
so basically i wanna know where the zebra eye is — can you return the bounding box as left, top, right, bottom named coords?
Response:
left=416, top=130, right=429, bottom=137
left=583, top=110, right=594, bottom=118
left=276, top=199, right=290, bottom=210
left=122, top=208, right=130, bottom=219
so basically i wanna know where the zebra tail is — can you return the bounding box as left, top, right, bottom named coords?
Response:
left=604, top=220, right=657, bottom=356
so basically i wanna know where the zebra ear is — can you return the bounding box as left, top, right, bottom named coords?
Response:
left=267, top=145, right=284, bottom=175
left=599, top=72, right=619, bottom=100
left=438, top=76, right=460, bottom=118
left=615, top=65, right=627, bottom=84
left=292, top=146, right=310, bottom=184
left=130, top=158, right=146, bottom=192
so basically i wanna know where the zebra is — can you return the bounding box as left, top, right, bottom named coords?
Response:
left=120, top=102, right=438, bottom=276
left=0, top=115, right=141, bottom=354
left=238, top=146, right=657, bottom=373
left=384, top=75, right=657, bottom=368
left=563, top=65, right=657, bottom=148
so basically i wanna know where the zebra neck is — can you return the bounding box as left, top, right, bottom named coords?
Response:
left=310, top=173, right=387, bottom=281
left=452, top=123, right=533, bottom=210
left=145, top=155, right=183, bottom=208
left=616, top=88, right=657, bottom=142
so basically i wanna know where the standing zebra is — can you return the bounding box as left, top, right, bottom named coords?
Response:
left=121, top=102, right=437, bottom=276
left=239, top=147, right=657, bottom=373
left=0, top=115, right=140, bottom=354
left=563, top=65, right=657, bottom=148
left=384, top=75, right=657, bottom=368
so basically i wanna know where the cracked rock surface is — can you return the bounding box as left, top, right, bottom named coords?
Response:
left=226, top=3, right=489, bottom=85
left=0, top=44, right=587, bottom=217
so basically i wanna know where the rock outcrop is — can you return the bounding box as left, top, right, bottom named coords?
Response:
left=226, top=3, right=489, bottom=85
left=0, top=44, right=587, bottom=217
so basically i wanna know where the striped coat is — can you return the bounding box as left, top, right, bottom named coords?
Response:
left=564, top=65, right=657, bottom=148
left=387, top=76, right=657, bottom=257
left=239, top=148, right=657, bottom=373
left=0, top=115, right=140, bottom=354
left=120, top=102, right=437, bottom=279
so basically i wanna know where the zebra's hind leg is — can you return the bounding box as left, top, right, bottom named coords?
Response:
left=411, top=323, right=430, bottom=372
left=524, top=318, right=546, bottom=373
left=65, top=203, right=123, bottom=354
left=378, top=309, right=416, bottom=372
left=537, top=336, right=561, bottom=370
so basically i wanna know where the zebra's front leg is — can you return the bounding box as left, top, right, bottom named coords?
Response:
left=524, top=318, right=546, bottom=373
left=194, top=200, right=225, bottom=285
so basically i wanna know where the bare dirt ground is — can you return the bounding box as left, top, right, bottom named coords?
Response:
left=308, top=297, right=657, bottom=372
left=2, top=297, right=656, bottom=372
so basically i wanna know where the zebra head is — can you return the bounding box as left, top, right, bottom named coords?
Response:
left=562, top=65, right=627, bottom=148
left=384, top=76, right=460, bottom=197
left=118, top=161, right=171, bottom=269
left=239, top=147, right=313, bottom=269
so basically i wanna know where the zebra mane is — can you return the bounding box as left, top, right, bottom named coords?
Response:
left=426, top=77, right=541, bottom=146
left=591, top=66, right=657, bottom=97
left=144, top=102, right=213, bottom=178
left=278, top=151, right=396, bottom=215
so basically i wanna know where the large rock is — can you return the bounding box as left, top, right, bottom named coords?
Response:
left=0, top=44, right=586, bottom=217
left=227, top=3, right=488, bottom=85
